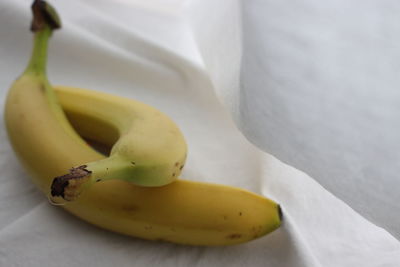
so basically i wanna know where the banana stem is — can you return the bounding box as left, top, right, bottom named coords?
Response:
left=50, top=156, right=135, bottom=202
left=24, top=0, right=61, bottom=76
left=24, top=27, right=52, bottom=76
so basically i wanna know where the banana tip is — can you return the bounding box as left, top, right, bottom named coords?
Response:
left=278, top=204, right=283, bottom=222
left=50, top=165, right=91, bottom=201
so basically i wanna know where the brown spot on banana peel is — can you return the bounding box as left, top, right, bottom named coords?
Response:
left=121, top=204, right=139, bottom=212
left=50, top=165, right=91, bottom=201
left=227, top=233, right=242, bottom=239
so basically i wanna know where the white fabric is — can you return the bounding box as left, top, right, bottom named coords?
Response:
left=239, top=0, right=400, bottom=240
left=0, top=0, right=399, bottom=266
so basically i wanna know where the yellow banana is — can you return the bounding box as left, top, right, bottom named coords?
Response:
left=4, top=0, right=282, bottom=246
left=50, top=74, right=188, bottom=202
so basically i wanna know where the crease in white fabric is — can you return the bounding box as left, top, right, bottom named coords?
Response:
left=64, top=22, right=177, bottom=79
left=73, top=0, right=204, bottom=66
left=258, top=158, right=322, bottom=266
left=183, top=0, right=242, bottom=120
left=56, top=0, right=205, bottom=71
left=280, top=212, right=322, bottom=267
left=0, top=201, right=46, bottom=235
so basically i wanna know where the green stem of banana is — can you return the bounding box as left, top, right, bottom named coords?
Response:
left=50, top=156, right=136, bottom=202
left=24, top=26, right=52, bottom=77
left=24, top=0, right=61, bottom=76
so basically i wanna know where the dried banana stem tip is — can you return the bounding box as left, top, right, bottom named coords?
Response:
left=31, top=0, right=61, bottom=32
left=50, top=165, right=91, bottom=201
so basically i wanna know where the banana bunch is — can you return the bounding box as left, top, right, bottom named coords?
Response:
left=4, top=0, right=282, bottom=246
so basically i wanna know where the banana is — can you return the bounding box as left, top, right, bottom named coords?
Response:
left=50, top=78, right=188, bottom=202
left=4, top=0, right=282, bottom=246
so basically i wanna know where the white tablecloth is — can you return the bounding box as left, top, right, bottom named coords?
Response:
left=0, top=0, right=399, bottom=266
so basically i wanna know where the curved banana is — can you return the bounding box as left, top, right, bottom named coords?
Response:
left=50, top=76, right=188, bottom=202
left=4, top=0, right=282, bottom=246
